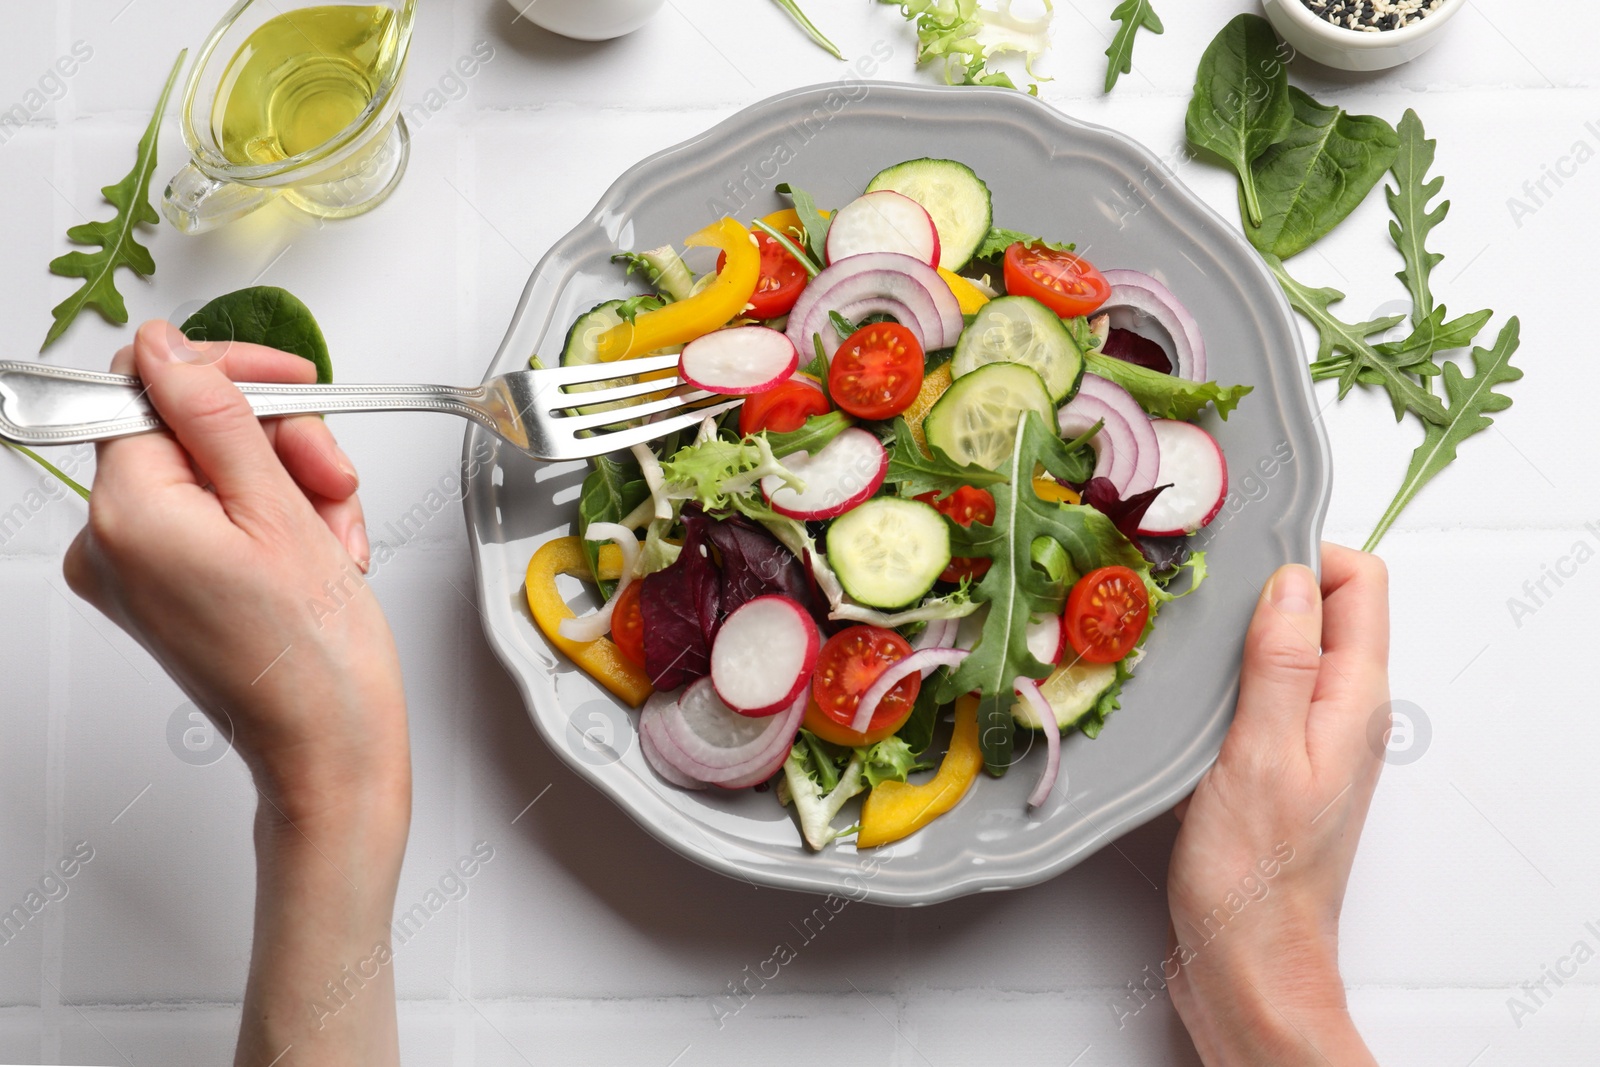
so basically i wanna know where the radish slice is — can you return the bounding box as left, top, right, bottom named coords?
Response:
left=849, top=647, right=969, bottom=735
left=1017, top=677, right=1062, bottom=809
left=710, top=596, right=819, bottom=717
left=557, top=523, right=640, bottom=642
left=761, top=427, right=887, bottom=521
left=825, top=191, right=940, bottom=268
left=679, top=326, right=799, bottom=396
left=1025, top=614, right=1064, bottom=667
left=639, top=694, right=706, bottom=790
left=1100, top=270, right=1208, bottom=382
left=785, top=252, right=963, bottom=361
left=660, top=679, right=805, bottom=786
left=1136, top=420, right=1229, bottom=536
left=1058, top=374, right=1161, bottom=497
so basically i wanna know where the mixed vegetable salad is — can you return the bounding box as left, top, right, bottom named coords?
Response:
left=524, top=158, right=1251, bottom=851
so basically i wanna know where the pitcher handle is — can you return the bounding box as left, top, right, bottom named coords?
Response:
left=161, top=162, right=277, bottom=235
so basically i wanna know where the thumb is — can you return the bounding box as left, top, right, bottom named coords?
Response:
left=132, top=320, right=295, bottom=518
left=1230, top=564, right=1324, bottom=751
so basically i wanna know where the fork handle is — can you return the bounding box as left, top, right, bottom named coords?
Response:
left=0, top=360, right=490, bottom=447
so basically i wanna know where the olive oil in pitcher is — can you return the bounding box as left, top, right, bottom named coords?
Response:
left=212, top=4, right=401, bottom=166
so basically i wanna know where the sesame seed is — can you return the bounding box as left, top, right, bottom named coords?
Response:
left=1299, top=0, right=1446, bottom=31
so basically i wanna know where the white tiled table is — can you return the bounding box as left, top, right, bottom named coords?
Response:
left=2, top=2, right=1596, bottom=1063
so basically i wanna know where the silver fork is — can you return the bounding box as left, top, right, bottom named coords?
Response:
left=0, top=354, right=741, bottom=461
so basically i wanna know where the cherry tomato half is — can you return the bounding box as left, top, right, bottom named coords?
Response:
left=915, top=486, right=996, bottom=583
left=738, top=378, right=831, bottom=436
left=1003, top=244, right=1111, bottom=318
left=1063, top=565, right=1150, bottom=664
left=805, top=625, right=919, bottom=746
left=717, top=230, right=808, bottom=320
left=828, top=322, right=924, bottom=421
left=609, top=580, right=647, bottom=669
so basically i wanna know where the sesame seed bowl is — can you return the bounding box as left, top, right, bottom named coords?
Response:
left=1263, top=0, right=1467, bottom=71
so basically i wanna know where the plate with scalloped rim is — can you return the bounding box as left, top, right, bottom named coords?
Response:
left=461, top=82, right=1330, bottom=906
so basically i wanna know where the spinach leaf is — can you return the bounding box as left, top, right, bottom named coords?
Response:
left=1388, top=109, right=1448, bottom=330
left=1263, top=255, right=1447, bottom=425
left=1366, top=319, right=1521, bottom=550
left=776, top=183, right=831, bottom=265
left=181, top=286, right=332, bottom=383
left=885, top=417, right=1008, bottom=496
left=43, top=51, right=186, bottom=351
left=1246, top=88, right=1399, bottom=259
left=1105, top=0, right=1163, bottom=94
left=940, top=412, right=1149, bottom=775
left=898, top=676, right=946, bottom=756
left=577, top=454, right=647, bottom=597
left=1184, top=14, right=1293, bottom=229
left=1084, top=352, right=1253, bottom=421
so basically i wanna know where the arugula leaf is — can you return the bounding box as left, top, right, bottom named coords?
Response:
left=1388, top=109, right=1448, bottom=331
left=180, top=286, right=332, bottom=383
left=971, top=227, right=1073, bottom=261
left=1264, top=255, right=1448, bottom=425
left=1084, top=352, right=1253, bottom=421
left=885, top=417, right=1008, bottom=496
left=1184, top=15, right=1293, bottom=229
left=770, top=0, right=844, bottom=60
left=804, top=334, right=833, bottom=404
left=941, top=412, right=1149, bottom=775
left=776, top=183, right=831, bottom=265
left=765, top=410, right=853, bottom=458
left=751, top=218, right=821, bottom=278
left=1311, top=305, right=1491, bottom=384
left=1104, top=0, right=1163, bottom=94
left=1245, top=88, right=1399, bottom=259
left=829, top=310, right=858, bottom=340
left=43, top=50, right=186, bottom=351
left=1365, top=320, right=1521, bottom=550
left=578, top=454, right=647, bottom=596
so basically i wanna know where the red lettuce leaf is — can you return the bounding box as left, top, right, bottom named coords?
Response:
left=1102, top=327, right=1172, bottom=374
left=1083, top=477, right=1171, bottom=560
left=639, top=510, right=721, bottom=690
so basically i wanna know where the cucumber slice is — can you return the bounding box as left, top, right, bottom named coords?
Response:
left=558, top=300, right=681, bottom=430
left=953, top=295, right=1086, bottom=403
left=1011, top=660, right=1119, bottom=732
left=866, top=158, right=992, bottom=272
left=923, top=362, right=1054, bottom=471
left=826, top=498, right=951, bottom=610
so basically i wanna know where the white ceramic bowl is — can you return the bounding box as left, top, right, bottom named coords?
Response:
left=1262, top=0, right=1466, bottom=71
left=505, top=0, right=664, bottom=41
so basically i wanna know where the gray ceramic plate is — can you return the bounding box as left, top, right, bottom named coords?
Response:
left=463, top=83, right=1330, bottom=906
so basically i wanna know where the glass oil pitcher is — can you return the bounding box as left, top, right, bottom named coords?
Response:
left=162, top=0, right=416, bottom=234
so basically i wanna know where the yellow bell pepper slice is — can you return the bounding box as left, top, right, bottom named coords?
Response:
left=595, top=218, right=761, bottom=362
left=901, top=362, right=953, bottom=457
left=939, top=268, right=991, bottom=316
left=1031, top=477, right=1081, bottom=506
left=525, top=536, right=653, bottom=708
left=857, top=695, right=982, bottom=848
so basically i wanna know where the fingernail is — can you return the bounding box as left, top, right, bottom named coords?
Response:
left=348, top=522, right=371, bottom=573
left=1267, top=565, right=1316, bottom=614
left=334, top=444, right=359, bottom=489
